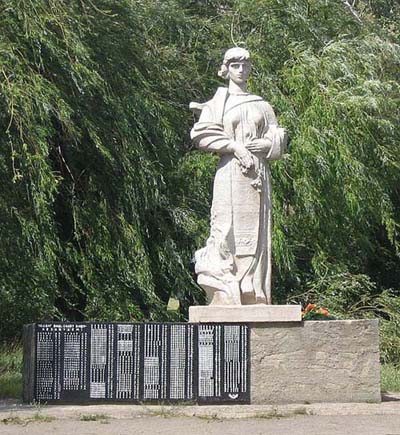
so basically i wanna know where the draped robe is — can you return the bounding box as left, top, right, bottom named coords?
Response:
left=191, top=87, right=286, bottom=304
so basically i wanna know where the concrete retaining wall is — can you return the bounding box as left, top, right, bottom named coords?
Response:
left=250, top=320, right=381, bottom=404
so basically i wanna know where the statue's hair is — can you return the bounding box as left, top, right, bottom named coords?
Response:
left=218, top=47, right=251, bottom=79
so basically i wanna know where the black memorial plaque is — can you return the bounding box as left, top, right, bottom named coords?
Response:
left=197, top=324, right=249, bottom=403
left=34, top=323, right=89, bottom=402
left=24, top=322, right=249, bottom=404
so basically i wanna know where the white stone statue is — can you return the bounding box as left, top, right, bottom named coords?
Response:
left=190, top=47, right=288, bottom=306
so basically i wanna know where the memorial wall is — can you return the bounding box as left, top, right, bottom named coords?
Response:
left=23, top=322, right=250, bottom=404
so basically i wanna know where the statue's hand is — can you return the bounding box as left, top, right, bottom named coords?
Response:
left=232, top=143, right=254, bottom=173
left=246, top=138, right=272, bottom=153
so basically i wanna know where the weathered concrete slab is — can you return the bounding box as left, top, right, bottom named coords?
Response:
left=189, top=305, right=302, bottom=322
left=251, top=320, right=381, bottom=404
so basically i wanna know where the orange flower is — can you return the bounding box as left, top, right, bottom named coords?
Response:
left=316, top=308, right=329, bottom=316
left=304, top=303, right=316, bottom=313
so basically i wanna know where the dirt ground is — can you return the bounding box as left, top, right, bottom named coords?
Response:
left=2, top=415, right=400, bottom=435
left=1, top=396, right=400, bottom=435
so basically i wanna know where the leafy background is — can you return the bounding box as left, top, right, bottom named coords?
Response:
left=0, top=0, right=399, bottom=363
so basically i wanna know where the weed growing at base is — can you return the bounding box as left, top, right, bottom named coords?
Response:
left=80, top=414, right=110, bottom=423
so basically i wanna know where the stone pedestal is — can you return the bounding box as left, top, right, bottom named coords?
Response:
left=250, top=320, right=381, bottom=404
left=189, top=305, right=302, bottom=323
left=187, top=313, right=381, bottom=404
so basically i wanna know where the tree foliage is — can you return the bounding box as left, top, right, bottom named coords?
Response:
left=0, top=0, right=399, bottom=357
left=0, top=0, right=208, bottom=338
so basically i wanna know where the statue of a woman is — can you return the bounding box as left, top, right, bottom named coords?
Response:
left=190, top=47, right=287, bottom=305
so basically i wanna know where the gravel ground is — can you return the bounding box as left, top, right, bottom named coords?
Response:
left=1, top=395, right=400, bottom=435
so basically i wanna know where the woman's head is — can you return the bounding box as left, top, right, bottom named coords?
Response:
left=218, top=47, right=251, bottom=82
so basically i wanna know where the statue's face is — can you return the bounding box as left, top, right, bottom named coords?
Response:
left=228, top=60, right=251, bottom=84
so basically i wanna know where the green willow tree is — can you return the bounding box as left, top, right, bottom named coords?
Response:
left=0, top=0, right=399, bottom=352
left=0, top=0, right=210, bottom=338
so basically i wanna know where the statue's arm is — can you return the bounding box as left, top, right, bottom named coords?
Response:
left=246, top=102, right=288, bottom=159
left=191, top=104, right=254, bottom=172
left=190, top=105, right=235, bottom=153
left=264, top=103, right=288, bottom=160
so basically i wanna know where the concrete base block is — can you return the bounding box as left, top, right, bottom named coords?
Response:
left=189, top=305, right=302, bottom=323
left=250, top=320, right=381, bottom=404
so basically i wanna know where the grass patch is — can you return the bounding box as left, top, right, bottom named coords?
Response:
left=196, top=413, right=222, bottom=421
left=1, top=413, right=55, bottom=425
left=381, top=364, right=400, bottom=392
left=0, top=372, right=22, bottom=399
left=145, top=408, right=175, bottom=418
left=31, top=413, right=55, bottom=423
left=253, top=407, right=309, bottom=420
left=80, top=413, right=109, bottom=422
left=1, top=415, right=25, bottom=425
left=253, top=411, right=286, bottom=420
left=0, top=343, right=23, bottom=399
